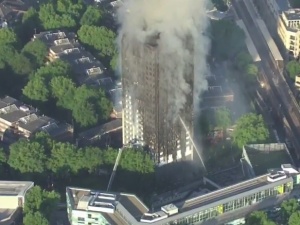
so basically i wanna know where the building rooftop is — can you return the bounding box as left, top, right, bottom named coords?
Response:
left=67, top=187, right=148, bottom=220
left=0, top=96, right=72, bottom=140
left=67, top=169, right=296, bottom=225
left=243, top=143, right=293, bottom=176
left=0, top=110, right=28, bottom=123
left=284, top=9, right=300, bottom=21
left=207, top=164, right=246, bottom=188
left=18, top=115, right=52, bottom=133
left=0, top=181, right=34, bottom=224
left=33, top=31, right=109, bottom=87
left=78, top=119, right=122, bottom=141
left=0, top=180, right=34, bottom=197
left=0, top=96, right=18, bottom=109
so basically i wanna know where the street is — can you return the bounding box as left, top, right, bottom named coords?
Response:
left=232, top=0, right=300, bottom=162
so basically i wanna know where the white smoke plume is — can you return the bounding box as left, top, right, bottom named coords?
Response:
left=117, top=0, right=210, bottom=118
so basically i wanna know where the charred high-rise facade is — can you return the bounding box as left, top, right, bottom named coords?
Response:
left=121, top=34, right=194, bottom=164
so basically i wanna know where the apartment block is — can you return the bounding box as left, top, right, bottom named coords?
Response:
left=278, top=9, right=300, bottom=58
left=0, top=96, right=73, bottom=143
left=33, top=31, right=122, bottom=118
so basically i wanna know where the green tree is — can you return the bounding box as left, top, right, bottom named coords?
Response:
left=24, top=185, right=60, bottom=218
left=80, top=6, right=103, bottom=26
left=83, top=147, right=104, bottom=173
left=23, top=60, right=71, bottom=101
left=110, top=53, right=118, bottom=71
left=8, top=140, right=47, bottom=173
left=20, top=7, right=41, bottom=41
left=247, top=64, right=258, bottom=77
left=23, top=212, right=50, bottom=225
left=48, top=142, right=83, bottom=176
left=281, top=199, right=299, bottom=222
left=7, top=53, right=33, bottom=75
left=33, top=60, right=71, bottom=81
left=23, top=75, right=50, bottom=101
left=232, top=113, right=269, bottom=149
left=50, top=76, right=76, bottom=110
left=288, top=211, right=300, bottom=225
left=0, top=148, right=6, bottom=163
left=39, top=3, right=76, bottom=30
left=32, top=132, right=54, bottom=154
left=0, top=28, right=18, bottom=46
left=211, top=20, right=245, bottom=60
left=72, top=85, right=112, bottom=127
left=22, top=39, right=48, bottom=68
left=246, top=211, right=276, bottom=225
left=215, top=107, right=231, bottom=129
left=235, top=52, right=252, bottom=71
left=119, top=148, right=155, bottom=173
left=286, top=60, right=300, bottom=80
left=77, top=25, right=116, bottom=57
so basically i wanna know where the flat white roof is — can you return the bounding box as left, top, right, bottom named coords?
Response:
left=0, top=181, right=34, bottom=197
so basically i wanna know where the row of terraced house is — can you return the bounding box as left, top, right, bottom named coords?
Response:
left=0, top=96, right=73, bottom=143
left=33, top=30, right=122, bottom=118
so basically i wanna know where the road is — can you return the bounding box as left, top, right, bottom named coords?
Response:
left=232, top=0, right=300, bottom=161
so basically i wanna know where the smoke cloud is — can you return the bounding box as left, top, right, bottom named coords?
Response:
left=117, top=0, right=210, bottom=118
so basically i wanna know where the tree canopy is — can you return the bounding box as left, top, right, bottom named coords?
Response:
left=289, top=211, right=300, bottom=225
left=80, top=6, right=103, bottom=26
left=8, top=140, right=47, bottom=173
left=78, top=25, right=116, bottom=58
left=23, top=212, right=50, bottom=225
left=22, top=39, right=48, bottom=68
left=215, top=107, right=231, bottom=129
left=286, top=60, right=300, bottom=80
left=6, top=132, right=155, bottom=180
left=0, top=28, right=18, bottom=46
left=232, top=113, right=269, bottom=149
left=246, top=211, right=276, bottom=225
left=210, top=20, right=245, bottom=60
left=23, top=185, right=60, bottom=220
left=281, top=199, right=299, bottom=222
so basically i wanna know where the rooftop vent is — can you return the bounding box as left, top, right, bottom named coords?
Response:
left=77, top=57, right=91, bottom=63
left=86, top=67, right=102, bottom=76
left=19, top=105, right=30, bottom=112
left=161, top=204, right=178, bottom=216
left=54, top=38, right=70, bottom=46
left=140, top=211, right=168, bottom=223
left=63, top=48, right=80, bottom=54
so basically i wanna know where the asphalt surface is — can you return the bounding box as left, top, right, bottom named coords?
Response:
left=232, top=0, right=300, bottom=162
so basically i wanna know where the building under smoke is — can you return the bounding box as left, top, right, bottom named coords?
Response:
left=122, top=34, right=194, bottom=164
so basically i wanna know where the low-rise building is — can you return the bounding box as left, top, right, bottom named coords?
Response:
left=0, top=96, right=73, bottom=143
left=201, top=75, right=234, bottom=110
left=77, top=119, right=122, bottom=147
left=0, top=181, right=34, bottom=225
left=33, top=31, right=122, bottom=117
left=278, top=9, right=300, bottom=58
left=66, top=164, right=300, bottom=225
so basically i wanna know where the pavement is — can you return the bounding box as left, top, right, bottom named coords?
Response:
left=231, top=0, right=300, bottom=161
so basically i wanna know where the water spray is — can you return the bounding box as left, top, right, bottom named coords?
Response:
left=179, top=116, right=207, bottom=172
